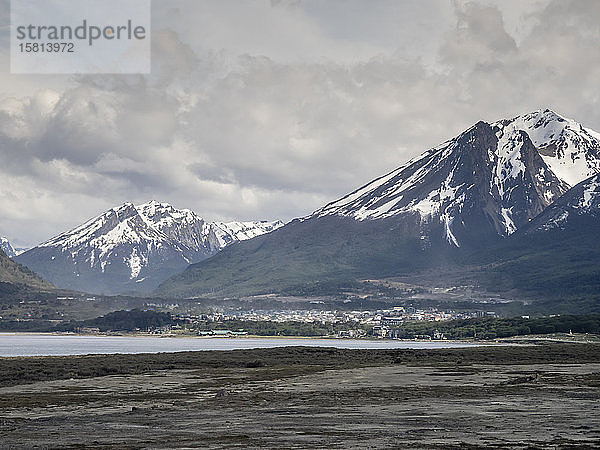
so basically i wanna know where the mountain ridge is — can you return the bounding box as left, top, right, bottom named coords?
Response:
left=0, top=237, right=17, bottom=258
left=0, top=248, right=55, bottom=292
left=16, top=201, right=283, bottom=295
left=311, top=109, right=597, bottom=245
left=155, top=109, right=600, bottom=299
left=465, top=172, right=600, bottom=310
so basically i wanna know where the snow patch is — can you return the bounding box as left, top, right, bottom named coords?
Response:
left=501, top=207, right=516, bottom=235
left=31, top=201, right=285, bottom=284
left=128, top=249, right=142, bottom=279
left=441, top=213, right=460, bottom=247
left=579, top=178, right=600, bottom=209
left=494, top=109, right=600, bottom=188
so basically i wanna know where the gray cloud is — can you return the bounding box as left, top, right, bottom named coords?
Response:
left=441, top=1, right=517, bottom=67
left=0, top=0, right=599, bottom=248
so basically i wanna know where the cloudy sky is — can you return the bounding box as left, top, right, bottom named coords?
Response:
left=1, top=0, right=599, bottom=248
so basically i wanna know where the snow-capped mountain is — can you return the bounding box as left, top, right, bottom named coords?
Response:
left=0, top=237, right=17, bottom=258
left=15, top=201, right=283, bottom=294
left=0, top=237, right=25, bottom=258
left=155, top=109, right=600, bottom=298
left=475, top=172, right=600, bottom=301
left=312, top=109, right=600, bottom=247
left=496, top=109, right=600, bottom=187
left=525, top=173, right=600, bottom=234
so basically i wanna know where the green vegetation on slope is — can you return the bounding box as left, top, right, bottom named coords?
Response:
left=155, top=217, right=454, bottom=298
left=78, top=309, right=174, bottom=331
left=469, top=220, right=600, bottom=306
left=0, top=249, right=55, bottom=293
left=0, top=309, right=175, bottom=332
left=153, top=210, right=600, bottom=314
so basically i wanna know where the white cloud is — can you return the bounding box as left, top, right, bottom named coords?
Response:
left=0, top=0, right=599, bottom=247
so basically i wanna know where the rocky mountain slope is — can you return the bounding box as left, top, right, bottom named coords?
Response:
left=0, top=248, right=54, bottom=292
left=524, top=173, right=600, bottom=232
left=311, top=109, right=599, bottom=246
left=16, top=201, right=283, bottom=295
left=470, top=173, right=600, bottom=310
left=156, top=109, right=600, bottom=298
left=1, top=237, right=28, bottom=258
left=0, top=237, right=16, bottom=258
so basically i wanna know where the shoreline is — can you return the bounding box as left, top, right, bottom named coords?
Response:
left=1, top=342, right=599, bottom=385
left=2, top=330, right=596, bottom=343
left=0, top=333, right=508, bottom=359
left=0, top=330, right=496, bottom=344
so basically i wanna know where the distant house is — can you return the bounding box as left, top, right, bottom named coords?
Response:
left=381, top=317, right=403, bottom=326
left=372, top=325, right=390, bottom=338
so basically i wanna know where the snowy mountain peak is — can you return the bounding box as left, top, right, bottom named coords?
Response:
left=527, top=173, right=600, bottom=233
left=311, top=109, right=600, bottom=247
left=1, top=236, right=16, bottom=258
left=0, top=236, right=27, bottom=258
left=211, top=220, right=285, bottom=248
left=493, top=109, right=600, bottom=186
left=17, top=202, right=284, bottom=294
left=137, top=200, right=194, bottom=220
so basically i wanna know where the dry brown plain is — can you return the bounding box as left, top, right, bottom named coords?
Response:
left=0, top=344, right=599, bottom=449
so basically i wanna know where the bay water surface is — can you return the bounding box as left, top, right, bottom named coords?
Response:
left=0, top=333, right=487, bottom=357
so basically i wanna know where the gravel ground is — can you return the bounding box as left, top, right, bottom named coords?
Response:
left=0, top=345, right=599, bottom=448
